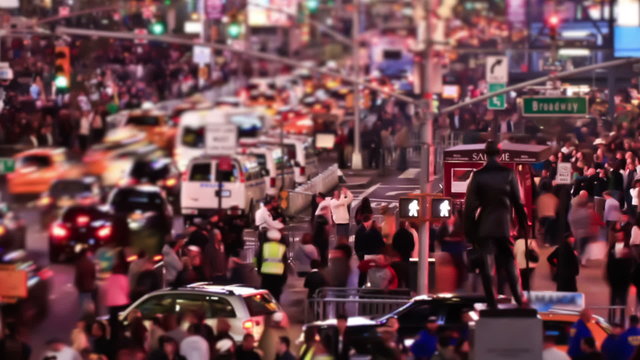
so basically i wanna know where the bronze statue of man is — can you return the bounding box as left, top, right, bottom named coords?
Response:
left=464, top=140, right=528, bottom=309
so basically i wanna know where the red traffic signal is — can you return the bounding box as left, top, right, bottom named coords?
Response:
left=547, top=14, right=560, bottom=27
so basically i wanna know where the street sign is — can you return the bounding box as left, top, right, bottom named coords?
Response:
left=205, top=124, right=238, bottom=155
left=399, top=197, right=422, bottom=220
left=193, top=45, right=212, bottom=65
left=556, top=162, right=572, bottom=184
left=0, top=158, right=14, bottom=173
left=133, top=28, right=148, bottom=44
left=487, top=83, right=506, bottom=110
left=521, top=96, right=588, bottom=117
left=429, top=197, right=453, bottom=220
left=486, top=55, right=509, bottom=83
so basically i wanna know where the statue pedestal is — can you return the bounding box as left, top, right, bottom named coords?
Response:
left=473, top=308, right=542, bottom=360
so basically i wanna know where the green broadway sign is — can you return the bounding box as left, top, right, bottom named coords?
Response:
left=521, top=97, right=588, bottom=117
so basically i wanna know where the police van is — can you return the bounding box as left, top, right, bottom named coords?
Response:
left=180, top=154, right=266, bottom=224
left=238, top=145, right=295, bottom=196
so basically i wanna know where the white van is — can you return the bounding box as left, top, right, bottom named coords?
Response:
left=238, top=145, right=295, bottom=196
left=175, top=108, right=268, bottom=171
left=180, top=154, right=266, bottom=223
left=245, top=135, right=319, bottom=185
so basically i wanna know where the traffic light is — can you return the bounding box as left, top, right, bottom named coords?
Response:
left=306, top=0, right=320, bottom=13
left=54, top=46, right=70, bottom=91
left=547, top=14, right=560, bottom=41
left=226, top=19, right=242, bottom=39
left=149, top=21, right=166, bottom=35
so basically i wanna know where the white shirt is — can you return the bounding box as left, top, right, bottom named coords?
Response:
left=513, top=238, right=539, bottom=269
left=43, top=346, right=82, bottom=360
left=631, top=187, right=640, bottom=206
left=180, top=335, right=210, bottom=360
left=315, top=198, right=333, bottom=222
left=330, top=191, right=353, bottom=225
left=255, top=204, right=284, bottom=231
left=631, top=226, right=640, bottom=246
left=542, top=347, right=570, bottom=360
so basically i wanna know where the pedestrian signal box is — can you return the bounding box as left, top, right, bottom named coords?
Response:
left=429, top=197, right=453, bottom=220
left=399, top=197, right=422, bottom=220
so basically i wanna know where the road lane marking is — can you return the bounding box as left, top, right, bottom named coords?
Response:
left=399, top=168, right=420, bottom=179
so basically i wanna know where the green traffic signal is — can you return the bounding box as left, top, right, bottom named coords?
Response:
left=149, top=21, right=166, bottom=35
left=306, top=0, right=319, bottom=13
left=54, top=75, right=69, bottom=89
left=227, top=22, right=242, bottom=38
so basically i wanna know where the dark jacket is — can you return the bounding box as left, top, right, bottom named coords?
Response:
left=547, top=241, right=580, bottom=292
left=464, top=157, right=527, bottom=244
left=354, top=224, right=386, bottom=260
left=75, top=255, right=97, bottom=293
left=304, top=269, right=327, bottom=298
left=392, top=227, right=415, bottom=262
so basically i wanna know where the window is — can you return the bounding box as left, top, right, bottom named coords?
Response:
left=215, top=162, right=239, bottom=182
left=244, top=293, right=279, bottom=316
left=110, top=189, right=165, bottom=213
left=136, top=294, right=175, bottom=319
left=229, top=114, right=263, bottom=138
left=50, top=181, right=92, bottom=198
left=17, top=155, right=52, bottom=168
left=126, top=116, right=161, bottom=127
left=181, top=126, right=205, bottom=148
left=252, top=154, right=269, bottom=175
left=174, top=294, right=236, bottom=318
left=383, top=50, right=403, bottom=60
left=189, top=163, right=212, bottom=182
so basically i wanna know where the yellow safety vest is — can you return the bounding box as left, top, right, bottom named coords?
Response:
left=260, top=241, right=286, bottom=275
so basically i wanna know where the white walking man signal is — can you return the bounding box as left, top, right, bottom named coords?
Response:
left=408, top=199, right=419, bottom=217
left=439, top=200, right=451, bottom=217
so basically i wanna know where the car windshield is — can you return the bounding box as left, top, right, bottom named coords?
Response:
left=50, top=181, right=92, bottom=198
left=18, top=155, right=52, bottom=168
left=244, top=293, right=279, bottom=316
left=130, top=161, right=170, bottom=182
left=111, top=189, right=165, bottom=214
left=126, top=116, right=161, bottom=126
left=181, top=126, right=205, bottom=148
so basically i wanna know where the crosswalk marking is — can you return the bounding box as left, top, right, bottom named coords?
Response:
left=399, top=168, right=420, bottom=179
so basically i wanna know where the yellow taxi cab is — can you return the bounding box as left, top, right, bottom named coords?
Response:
left=124, top=109, right=177, bottom=152
left=8, top=148, right=76, bottom=195
left=83, top=128, right=161, bottom=187
left=539, top=311, right=610, bottom=353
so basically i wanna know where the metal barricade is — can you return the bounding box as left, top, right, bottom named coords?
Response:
left=306, top=287, right=412, bottom=322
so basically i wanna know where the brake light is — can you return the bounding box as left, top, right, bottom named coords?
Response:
left=96, top=225, right=112, bottom=239
left=50, top=223, right=69, bottom=240
left=38, top=196, right=53, bottom=206
left=126, top=254, right=139, bottom=262
left=299, top=166, right=306, bottom=176
left=0, top=225, right=6, bottom=236
left=242, top=320, right=254, bottom=334
left=270, top=177, right=276, bottom=187
left=152, top=254, right=163, bottom=262
left=164, top=178, right=178, bottom=187
left=76, top=215, right=90, bottom=227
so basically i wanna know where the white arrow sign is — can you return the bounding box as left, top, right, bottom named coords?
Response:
left=486, top=55, right=509, bottom=83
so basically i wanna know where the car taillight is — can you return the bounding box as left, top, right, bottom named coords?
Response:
left=50, top=223, right=69, bottom=240
left=0, top=225, right=6, bottom=236
left=152, top=254, right=163, bottom=262
left=240, top=173, right=246, bottom=183
left=242, top=320, right=254, bottom=334
left=270, top=177, right=276, bottom=187
left=76, top=215, right=90, bottom=227
left=299, top=166, right=306, bottom=176
left=96, top=225, right=112, bottom=240
left=126, top=254, right=139, bottom=262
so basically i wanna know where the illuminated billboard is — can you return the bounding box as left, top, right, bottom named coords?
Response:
left=614, top=0, right=640, bottom=57
left=248, top=0, right=297, bottom=27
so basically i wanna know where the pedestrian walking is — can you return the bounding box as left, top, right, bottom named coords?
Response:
left=619, top=315, right=640, bottom=359
left=330, top=187, right=353, bottom=244
left=275, top=336, right=295, bottom=360
left=255, top=201, right=284, bottom=232
left=325, top=244, right=352, bottom=288
left=202, top=228, right=227, bottom=283
left=604, top=190, right=623, bottom=228
left=606, top=224, right=633, bottom=325
left=293, top=233, right=320, bottom=277
left=355, top=215, right=386, bottom=286
left=354, top=197, right=373, bottom=227
left=162, top=240, right=184, bottom=286
left=104, top=259, right=130, bottom=341
left=513, top=237, right=539, bottom=291
left=235, top=334, right=262, bottom=360
left=568, top=191, right=601, bottom=265
left=394, top=122, right=409, bottom=172
left=547, top=236, right=580, bottom=292
left=537, top=181, right=559, bottom=246
left=256, top=229, right=287, bottom=301
left=74, top=248, right=97, bottom=314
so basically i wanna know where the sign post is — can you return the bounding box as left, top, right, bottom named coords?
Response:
left=487, top=83, right=507, bottom=110
left=486, top=55, right=509, bottom=83
left=520, top=97, right=588, bottom=116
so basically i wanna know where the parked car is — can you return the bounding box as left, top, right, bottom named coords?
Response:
left=118, top=284, right=288, bottom=343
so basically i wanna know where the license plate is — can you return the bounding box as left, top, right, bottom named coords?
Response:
left=215, top=190, right=231, bottom=197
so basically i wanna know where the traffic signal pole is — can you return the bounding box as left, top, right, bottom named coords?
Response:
left=351, top=0, right=363, bottom=169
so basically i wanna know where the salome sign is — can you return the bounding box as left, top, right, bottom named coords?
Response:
left=521, top=97, right=588, bottom=117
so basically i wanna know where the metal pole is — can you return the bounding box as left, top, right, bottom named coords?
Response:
left=351, top=0, right=363, bottom=169
left=417, top=0, right=432, bottom=296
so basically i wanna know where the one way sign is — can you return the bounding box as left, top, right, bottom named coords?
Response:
left=486, top=55, right=509, bottom=83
